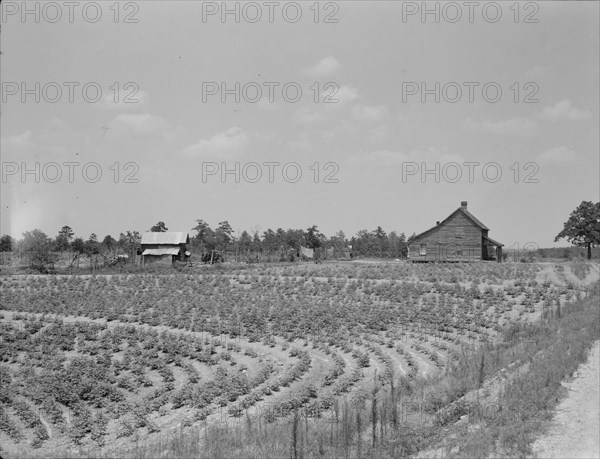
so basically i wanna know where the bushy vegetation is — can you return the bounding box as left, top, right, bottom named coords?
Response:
left=0, top=262, right=596, bottom=457
left=118, top=282, right=600, bottom=459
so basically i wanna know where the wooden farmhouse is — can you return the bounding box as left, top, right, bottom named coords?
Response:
left=141, top=232, right=190, bottom=266
left=407, top=201, right=503, bottom=262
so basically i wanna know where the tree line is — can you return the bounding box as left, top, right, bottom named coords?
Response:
left=0, top=200, right=598, bottom=270
left=0, top=220, right=411, bottom=269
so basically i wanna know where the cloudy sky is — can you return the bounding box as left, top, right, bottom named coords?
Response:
left=1, top=1, right=598, bottom=248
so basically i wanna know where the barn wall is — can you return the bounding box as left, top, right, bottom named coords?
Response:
left=141, top=243, right=186, bottom=261
left=408, top=211, right=483, bottom=261
left=144, top=254, right=173, bottom=265
left=141, top=244, right=186, bottom=251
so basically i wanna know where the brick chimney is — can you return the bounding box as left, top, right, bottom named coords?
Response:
left=461, top=201, right=468, bottom=210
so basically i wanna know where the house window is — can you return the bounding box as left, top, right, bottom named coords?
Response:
left=456, top=249, right=463, bottom=256
left=419, top=244, right=427, bottom=256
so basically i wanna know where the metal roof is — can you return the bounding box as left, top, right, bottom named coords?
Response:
left=141, top=232, right=189, bottom=245
left=142, top=248, right=181, bottom=256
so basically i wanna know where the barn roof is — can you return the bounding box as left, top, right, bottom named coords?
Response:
left=409, top=205, right=490, bottom=243
left=141, top=232, right=189, bottom=245
left=142, top=248, right=181, bottom=256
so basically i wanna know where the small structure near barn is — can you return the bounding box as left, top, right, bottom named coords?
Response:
left=141, top=232, right=190, bottom=266
left=407, top=201, right=503, bottom=262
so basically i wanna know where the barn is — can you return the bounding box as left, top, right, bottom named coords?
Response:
left=407, top=201, right=503, bottom=262
left=141, top=232, right=190, bottom=266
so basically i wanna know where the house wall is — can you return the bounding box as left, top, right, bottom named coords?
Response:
left=408, top=211, right=483, bottom=262
left=483, top=244, right=501, bottom=261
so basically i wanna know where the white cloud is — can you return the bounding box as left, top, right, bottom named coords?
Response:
left=163, top=126, right=186, bottom=143
left=112, top=113, right=170, bottom=135
left=304, top=56, right=340, bottom=77
left=182, top=127, right=248, bottom=157
left=364, top=149, right=409, bottom=164
left=0, top=130, right=36, bottom=150
left=107, top=113, right=183, bottom=143
left=536, top=146, right=576, bottom=164
left=463, top=117, right=538, bottom=136
left=332, top=84, right=361, bottom=104
left=49, top=118, right=67, bottom=129
left=256, top=98, right=280, bottom=111
left=535, top=99, right=591, bottom=121
left=294, top=107, right=327, bottom=124
left=353, top=147, right=463, bottom=165
left=294, top=84, right=362, bottom=124
left=368, top=124, right=390, bottom=144
left=525, top=65, right=548, bottom=79
left=99, top=90, right=149, bottom=110
left=351, top=105, right=389, bottom=123
left=1, top=193, right=44, bottom=239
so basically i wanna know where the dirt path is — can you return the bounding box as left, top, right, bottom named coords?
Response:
left=532, top=340, right=600, bottom=459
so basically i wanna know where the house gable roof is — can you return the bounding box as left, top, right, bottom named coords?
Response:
left=461, top=208, right=489, bottom=231
left=409, top=207, right=490, bottom=243
left=141, top=232, right=189, bottom=245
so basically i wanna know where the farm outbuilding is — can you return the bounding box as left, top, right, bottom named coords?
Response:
left=407, top=201, right=503, bottom=262
left=141, top=232, right=190, bottom=266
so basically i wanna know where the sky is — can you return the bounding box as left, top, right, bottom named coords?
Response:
left=1, top=1, right=599, bottom=249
